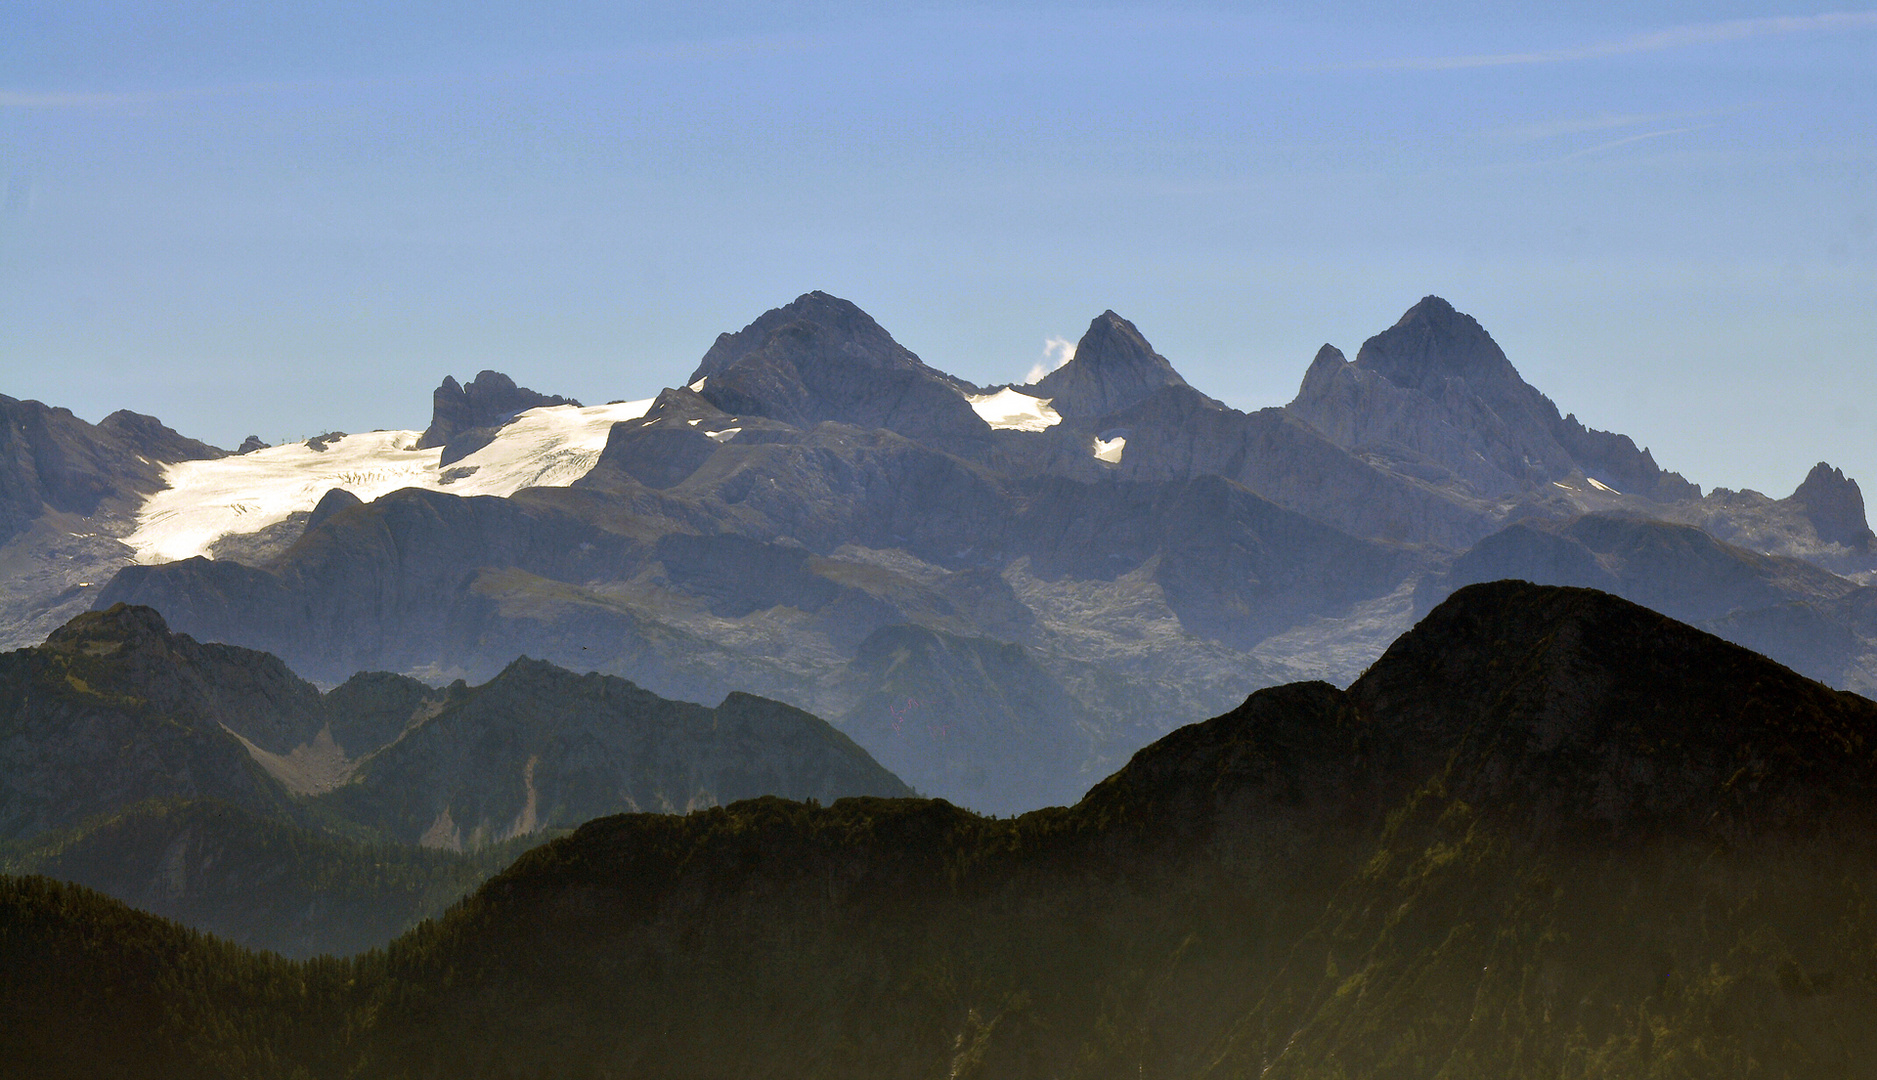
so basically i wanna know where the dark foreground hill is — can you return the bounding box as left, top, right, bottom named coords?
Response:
left=8, top=581, right=1877, bottom=1077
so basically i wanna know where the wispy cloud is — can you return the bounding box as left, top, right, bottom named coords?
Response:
left=1025, top=337, right=1076, bottom=384
left=1488, top=111, right=1689, bottom=142
left=1557, top=124, right=1717, bottom=160
left=1340, top=11, right=1877, bottom=72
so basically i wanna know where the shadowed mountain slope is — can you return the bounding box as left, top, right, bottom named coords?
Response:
left=3, top=799, right=531, bottom=958
left=13, top=582, right=1877, bottom=1077
left=0, top=604, right=912, bottom=954
left=1423, top=512, right=1874, bottom=687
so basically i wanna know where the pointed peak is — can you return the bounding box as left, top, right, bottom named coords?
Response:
left=1292, top=343, right=1352, bottom=403
left=1788, top=462, right=1873, bottom=550
left=1032, top=310, right=1192, bottom=418
left=1353, top=296, right=1520, bottom=392
left=1802, top=461, right=1850, bottom=488
left=1071, top=310, right=1161, bottom=365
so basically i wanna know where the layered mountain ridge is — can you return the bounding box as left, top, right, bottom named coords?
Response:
left=11, top=581, right=1877, bottom=1076
left=3, top=290, right=1872, bottom=811
left=0, top=602, right=910, bottom=954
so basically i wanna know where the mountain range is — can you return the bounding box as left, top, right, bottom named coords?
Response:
left=0, top=602, right=908, bottom=955
left=4, top=292, right=1873, bottom=816
left=8, top=580, right=1877, bottom=1077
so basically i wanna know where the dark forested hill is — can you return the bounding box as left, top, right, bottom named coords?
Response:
left=9, top=581, right=1877, bottom=1077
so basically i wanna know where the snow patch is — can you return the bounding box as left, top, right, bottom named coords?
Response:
left=965, top=387, right=1062, bottom=432
left=1093, top=435, right=1126, bottom=464
left=1586, top=477, right=1621, bottom=494
left=127, top=399, right=653, bottom=564
left=705, top=426, right=741, bottom=443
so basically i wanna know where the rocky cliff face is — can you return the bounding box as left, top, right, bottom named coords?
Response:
left=0, top=398, right=224, bottom=546
left=1790, top=461, right=1876, bottom=551
left=0, top=397, right=225, bottom=653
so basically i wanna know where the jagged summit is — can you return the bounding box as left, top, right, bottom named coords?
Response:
left=1787, top=462, right=1875, bottom=550
left=1288, top=296, right=1698, bottom=503
left=418, top=370, right=578, bottom=464
left=1351, top=295, right=1526, bottom=394
left=1031, top=310, right=1201, bottom=418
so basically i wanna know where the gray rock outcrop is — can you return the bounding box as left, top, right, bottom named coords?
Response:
left=418, top=370, right=578, bottom=465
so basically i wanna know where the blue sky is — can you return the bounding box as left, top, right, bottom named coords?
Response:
left=2, top=2, right=1873, bottom=498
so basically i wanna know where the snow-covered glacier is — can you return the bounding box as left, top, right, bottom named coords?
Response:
left=128, top=399, right=653, bottom=563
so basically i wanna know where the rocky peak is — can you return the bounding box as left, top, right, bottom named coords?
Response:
left=418, top=370, right=578, bottom=464
left=679, top=292, right=989, bottom=454
left=44, top=602, right=176, bottom=656
left=1292, top=343, right=1350, bottom=398
left=687, top=291, right=934, bottom=386
left=1031, top=310, right=1199, bottom=419
left=1787, top=462, right=1874, bottom=550
left=1352, top=295, right=1524, bottom=394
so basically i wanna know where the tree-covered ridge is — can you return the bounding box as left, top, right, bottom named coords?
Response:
left=9, top=582, right=1877, bottom=1077
left=2, top=798, right=540, bottom=958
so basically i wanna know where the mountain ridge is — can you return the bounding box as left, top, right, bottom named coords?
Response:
left=14, top=581, right=1877, bottom=1076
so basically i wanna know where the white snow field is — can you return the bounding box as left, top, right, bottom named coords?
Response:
left=965, top=387, right=1062, bottom=432
left=128, top=399, right=654, bottom=564
left=1093, top=435, right=1126, bottom=464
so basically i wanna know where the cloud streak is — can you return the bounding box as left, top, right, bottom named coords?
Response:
left=1557, top=124, right=1717, bottom=160
left=1340, top=11, right=1877, bottom=72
